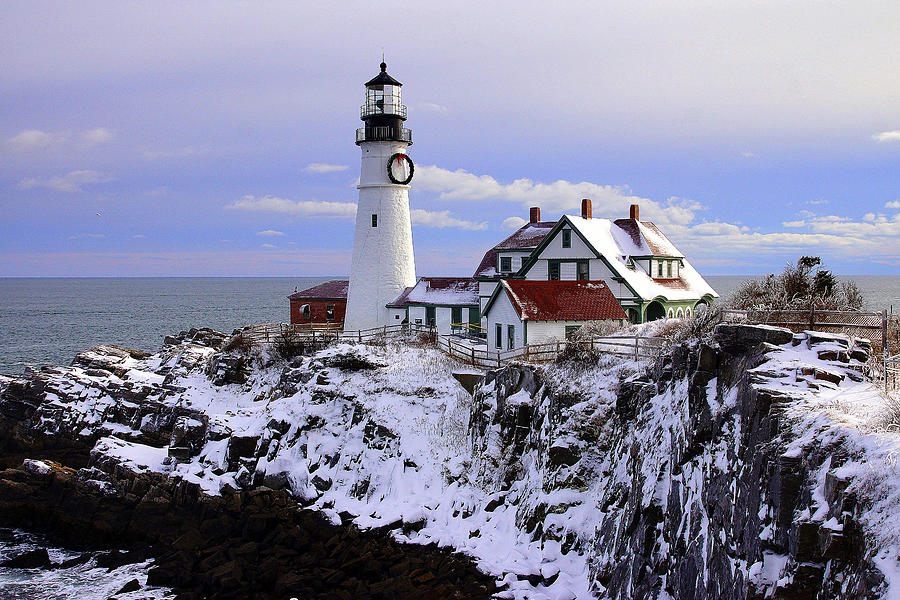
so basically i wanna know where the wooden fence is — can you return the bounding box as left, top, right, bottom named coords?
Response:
left=437, top=334, right=667, bottom=368
left=239, top=322, right=435, bottom=345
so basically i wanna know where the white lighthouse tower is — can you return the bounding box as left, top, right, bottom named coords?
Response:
left=343, top=62, right=417, bottom=331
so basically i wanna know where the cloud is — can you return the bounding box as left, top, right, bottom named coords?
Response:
left=82, top=127, right=114, bottom=145
left=5, top=129, right=68, bottom=152
left=227, top=195, right=356, bottom=217
left=256, top=229, right=284, bottom=236
left=422, top=102, right=448, bottom=113
left=873, top=131, right=900, bottom=143
left=502, top=216, right=527, bottom=230
left=5, top=128, right=114, bottom=152
left=227, top=194, right=486, bottom=231
left=303, top=163, right=349, bottom=173
left=415, top=165, right=698, bottom=230
left=17, top=170, right=111, bottom=193
left=260, top=243, right=276, bottom=248
left=886, top=201, right=900, bottom=209
left=67, top=233, right=105, bottom=240
left=740, top=151, right=756, bottom=158
left=411, top=209, right=487, bottom=231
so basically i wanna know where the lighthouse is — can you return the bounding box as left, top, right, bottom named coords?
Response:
left=344, top=62, right=417, bottom=331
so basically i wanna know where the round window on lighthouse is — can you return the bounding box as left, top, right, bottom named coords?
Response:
left=387, top=153, right=414, bottom=184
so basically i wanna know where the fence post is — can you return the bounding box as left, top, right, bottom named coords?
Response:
left=358, top=330, right=362, bottom=343
left=471, top=346, right=475, bottom=366
left=809, top=304, right=815, bottom=331
left=634, top=336, right=639, bottom=361
left=884, top=309, right=890, bottom=395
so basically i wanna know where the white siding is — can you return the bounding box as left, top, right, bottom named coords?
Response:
left=408, top=306, right=426, bottom=325
left=485, top=290, right=524, bottom=350
left=387, top=307, right=406, bottom=322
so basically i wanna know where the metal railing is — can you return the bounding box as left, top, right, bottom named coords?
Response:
left=360, top=103, right=407, bottom=119
left=450, top=322, right=487, bottom=339
left=438, top=334, right=667, bottom=368
left=355, top=127, right=413, bottom=144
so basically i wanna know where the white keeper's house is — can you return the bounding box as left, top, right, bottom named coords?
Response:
left=475, top=200, right=718, bottom=330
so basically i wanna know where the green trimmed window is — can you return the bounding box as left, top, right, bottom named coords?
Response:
left=500, top=256, right=512, bottom=272
left=549, top=261, right=560, bottom=280
left=562, top=229, right=571, bottom=248
left=577, top=260, right=589, bottom=281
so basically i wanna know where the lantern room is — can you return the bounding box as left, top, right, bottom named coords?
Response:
left=356, top=62, right=412, bottom=145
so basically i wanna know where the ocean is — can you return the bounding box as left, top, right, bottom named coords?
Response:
left=0, top=275, right=897, bottom=376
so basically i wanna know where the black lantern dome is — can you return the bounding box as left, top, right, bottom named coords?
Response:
left=356, top=62, right=412, bottom=146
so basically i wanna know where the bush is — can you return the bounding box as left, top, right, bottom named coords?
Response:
left=223, top=333, right=255, bottom=354
left=273, top=330, right=308, bottom=359
left=726, top=256, right=864, bottom=312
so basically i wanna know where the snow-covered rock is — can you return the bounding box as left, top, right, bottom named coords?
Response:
left=1, top=325, right=898, bottom=599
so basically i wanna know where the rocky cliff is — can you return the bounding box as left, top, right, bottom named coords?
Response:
left=0, top=324, right=898, bottom=599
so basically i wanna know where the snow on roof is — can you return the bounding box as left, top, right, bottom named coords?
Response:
left=289, top=279, right=349, bottom=300
left=564, top=216, right=718, bottom=302
left=388, top=277, right=479, bottom=307
left=500, top=279, right=627, bottom=321
left=473, top=221, right=555, bottom=278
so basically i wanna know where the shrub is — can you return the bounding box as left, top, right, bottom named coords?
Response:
left=273, top=330, right=308, bottom=359
left=726, top=256, right=865, bottom=312
left=223, top=333, right=254, bottom=354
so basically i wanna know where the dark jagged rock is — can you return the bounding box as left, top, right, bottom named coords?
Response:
left=715, top=323, right=794, bottom=353
left=321, top=350, right=386, bottom=371
left=206, top=354, right=249, bottom=386
left=0, top=462, right=498, bottom=600
left=115, top=578, right=141, bottom=594
left=0, top=547, right=51, bottom=568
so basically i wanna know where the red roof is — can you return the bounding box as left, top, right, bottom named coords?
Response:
left=289, top=279, right=349, bottom=300
left=473, top=221, right=555, bottom=277
left=500, top=280, right=627, bottom=321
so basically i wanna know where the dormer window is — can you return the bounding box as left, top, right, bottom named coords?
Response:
left=500, top=256, right=512, bottom=272
left=562, top=229, right=572, bottom=248
left=667, top=261, right=673, bottom=278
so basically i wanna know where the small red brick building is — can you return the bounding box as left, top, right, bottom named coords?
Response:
left=289, top=280, right=349, bottom=326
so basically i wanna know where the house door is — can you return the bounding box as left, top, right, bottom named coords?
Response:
left=426, top=306, right=436, bottom=326
left=507, top=325, right=515, bottom=349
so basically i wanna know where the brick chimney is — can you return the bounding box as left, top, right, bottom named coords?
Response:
left=581, top=198, right=592, bottom=219
left=630, top=204, right=639, bottom=220
left=529, top=206, right=541, bottom=223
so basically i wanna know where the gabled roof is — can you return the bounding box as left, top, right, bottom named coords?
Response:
left=289, top=279, right=349, bottom=300
left=387, top=277, right=479, bottom=307
left=522, top=215, right=718, bottom=303
left=473, top=221, right=556, bottom=278
left=612, top=218, right=681, bottom=258
left=488, top=280, right=627, bottom=322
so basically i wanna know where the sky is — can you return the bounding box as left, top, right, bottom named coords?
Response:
left=1, top=0, right=899, bottom=278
